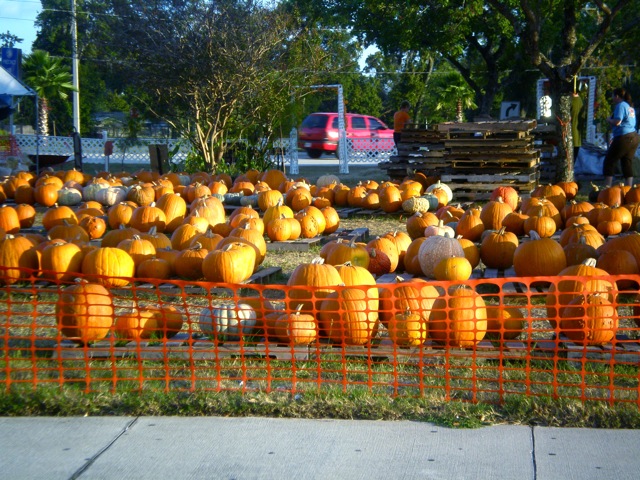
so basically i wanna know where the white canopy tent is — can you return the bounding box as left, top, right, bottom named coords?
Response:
left=0, top=65, right=43, bottom=172
left=0, top=65, right=35, bottom=97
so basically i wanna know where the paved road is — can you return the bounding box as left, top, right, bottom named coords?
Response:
left=1, top=416, right=639, bottom=479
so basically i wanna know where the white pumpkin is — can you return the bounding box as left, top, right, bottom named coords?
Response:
left=82, top=181, right=110, bottom=201
left=56, top=187, right=83, bottom=206
left=199, top=302, right=257, bottom=341
left=418, top=233, right=465, bottom=278
left=316, top=174, right=341, bottom=188
left=425, top=180, right=453, bottom=204
left=95, top=186, right=128, bottom=206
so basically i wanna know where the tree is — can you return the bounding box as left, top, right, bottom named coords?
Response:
left=435, top=73, right=478, bottom=122
left=23, top=50, right=76, bottom=136
left=91, top=0, right=324, bottom=171
left=290, top=0, right=522, bottom=118
left=486, top=0, right=634, bottom=182
left=0, top=32, right=23, bottom=48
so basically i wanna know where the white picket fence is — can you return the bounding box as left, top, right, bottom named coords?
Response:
left=12, top=131, right=395, bottom=172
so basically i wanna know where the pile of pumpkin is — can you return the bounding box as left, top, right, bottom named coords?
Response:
left=278, top=178, right=640, bottom=348
left=0, top=167, right=348, bottom=287
left=1, top=166, right=639, bottom=349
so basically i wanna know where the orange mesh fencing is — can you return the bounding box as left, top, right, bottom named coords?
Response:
left=1, top=266, right=640, bottom=407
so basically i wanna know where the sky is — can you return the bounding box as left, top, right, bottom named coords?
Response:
left=0, top=0, right=41, bottom=54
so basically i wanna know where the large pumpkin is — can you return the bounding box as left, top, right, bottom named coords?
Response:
left=429, top=285, right=487, bottom=347
left=56, top=282, right=113, bottom=344
left=287, top=257, right=342, bottom=316
left=81, top=247, right=135, bottom=287
left=513, top=231, right=566, bottom=278
left=545, top=258, right=615, bottom=328
left=559, top=294, right=618, bottom=345
left=318, top=287, right=379, bottom=345
left=0, top=234, right=39, bottom=285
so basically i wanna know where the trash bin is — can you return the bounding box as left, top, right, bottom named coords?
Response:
left=149, top=144, right=169, bottom=174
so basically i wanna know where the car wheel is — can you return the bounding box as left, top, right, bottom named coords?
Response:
left=307, top=149, right=323, bottom=159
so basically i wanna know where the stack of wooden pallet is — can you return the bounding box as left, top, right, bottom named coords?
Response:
left=380, top=119, right=541, bottom=202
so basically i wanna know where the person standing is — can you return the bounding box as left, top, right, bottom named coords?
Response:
left=603, top=88, right=639, bottom=187
left=393, top=100, right=411, bottom=148
left=571, top=91, right=584, bottom=161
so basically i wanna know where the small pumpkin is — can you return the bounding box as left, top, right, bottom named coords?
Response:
left=198, top=302, right=257, bottom=341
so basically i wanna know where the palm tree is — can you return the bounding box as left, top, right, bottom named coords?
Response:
left=23, top=50, right=76, bottom=136
left=435, top=75, right=477, bottom=123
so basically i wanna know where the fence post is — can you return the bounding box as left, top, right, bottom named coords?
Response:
left=288, top=127, right=299, bottom=175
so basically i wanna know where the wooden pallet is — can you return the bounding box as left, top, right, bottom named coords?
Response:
left=535, top=335, right=640, bottom=365
left=52, top=334, right=529, bottom=363
left=320, top=227, right=370, bottom=244
left=437, top=119, right=538, bottom=133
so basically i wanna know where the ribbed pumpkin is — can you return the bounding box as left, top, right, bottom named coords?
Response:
left=523, top=212, right=557, bottom=238
left=403, top=237, right=428, bottom=276
left=597, top=204, right=632, bottom=232
left=545, top=258, right=615, bottom=327
left=0, top=234, right=39, bottom=285
left=480, top=226, right=519, bottom=270
left=155, top=192, right=187, bottom=232
left=286, top=257, right=342, bottom=316
left=174, top=243, right=209, bottom=279
left=367, top=237, right=399, bottom=273
left=490, top=186, right=519, bottom=211
left=485, top=304, right=525, bottom=340
left=456, top=206, right=485, bottom=241
left=406, top=211, right=438, bottom=240
left=114, top=308, right=161, bottom=341
left=321, top=206, right=340, bottom=235
left=501, top=211, right=529, bottom=237
left=381, top=230, right=411, bottom=271
left=325, top=238, right=370, bottom=269
left=81, top=247, right=135, bottom=287
left=42, top=204, right=78, bottom=231
left=117, top=235, right=156, bottom=268
left=559, top=294, right=618, bottom=345
left=277, top=304, right=318, bottom=345
left=136, top=256, right=172, bottom=280
left=480, top=196, right=513, bottom=231
left=107, top=202, right=135, bottom=229
left=318, top=287, right=379, bottom=345
left=202, top=242, right=256, bottom=283
left=417, top=232, right=464, bottom=278
left=595, top=249, right=639, bottom=290
left=563, top=236, right=598, bottom=266
left=434, top=255, right=473, bottom=281
left=0, top=205, right=21, bottom=233
left=525, top=198, right=562, bottom=229
left=170, top=223, right=201, bottom=251
left=532, top=183, right=566, bottom=211
left=56, top=282, right=113, bottom=344
left=40, top=241, right=83, bottom=282
left=14, top=203, right=36, bottom=229
left=596, top=231, right=640, bottom=268
left=513, top=231, right=566, bottom=278
left=387, top=308, right=427, bottom=346
left=429, top=285, right=487, bottom=347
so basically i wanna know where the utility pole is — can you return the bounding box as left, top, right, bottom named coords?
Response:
left=71, top=0, right=80, bottom=134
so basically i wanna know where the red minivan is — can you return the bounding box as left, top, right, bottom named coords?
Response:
left=298, top=112, right=394, bottom=158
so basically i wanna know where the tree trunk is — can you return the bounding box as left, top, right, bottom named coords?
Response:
left=38, top=98, right=49, bottom=137
left=456, top=100, right=463, bottom=123
left=549, top=78, right=576, bottom=183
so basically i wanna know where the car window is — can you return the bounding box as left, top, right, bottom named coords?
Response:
left=368, top=118, right=386, bottom=130
left=331, top=117, right=339, bottom=129
left=301, top=115, right=328, bottom=128
left=352, top=116, right=367, bottom=129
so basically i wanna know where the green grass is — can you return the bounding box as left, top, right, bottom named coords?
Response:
left=1, top=349, right=639, bottom=427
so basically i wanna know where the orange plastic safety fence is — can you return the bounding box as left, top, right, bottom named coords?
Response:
left=1, top=266, right=640, bottom=407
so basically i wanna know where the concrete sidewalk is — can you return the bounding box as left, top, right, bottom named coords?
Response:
left=0, top=416, right=638, bottom=479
